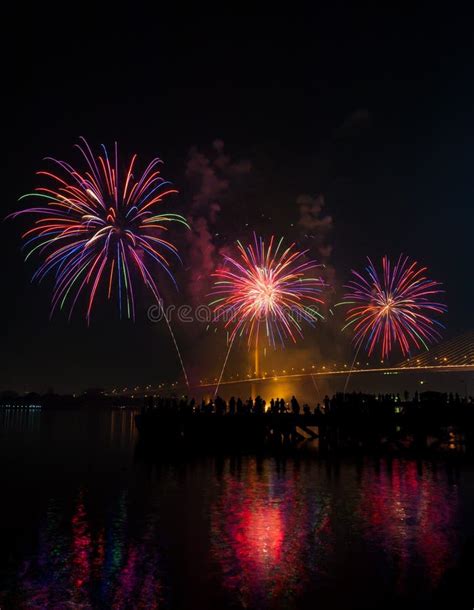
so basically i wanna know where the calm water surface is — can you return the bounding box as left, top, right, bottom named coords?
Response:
left=1, top=408, right=473, bottom=609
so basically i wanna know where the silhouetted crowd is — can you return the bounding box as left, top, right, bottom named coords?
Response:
left=144, top=390, right=473, bottom=417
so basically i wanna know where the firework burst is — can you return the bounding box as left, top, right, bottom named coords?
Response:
left=210, top=234, right=326, bottom=349
left=341, top=255, right=447, bottom=358
left=9, top=138, right=189, bottom=322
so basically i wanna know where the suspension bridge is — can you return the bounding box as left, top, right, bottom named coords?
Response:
left=197, top=331, right=474, bottom=388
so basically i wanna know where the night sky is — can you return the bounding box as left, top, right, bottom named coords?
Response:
left=2, top=8, right=473, bottom=393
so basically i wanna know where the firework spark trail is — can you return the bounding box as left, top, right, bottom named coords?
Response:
left=210, top=233, right=326, bottom=350
left=209, top=234, right=326, bottom=395
left=340, top=255, right=447, bottom=359
left=343, top=341, right=363, bottom=395
left=9, top=137, right=189, bottom=323
left=160, top=302, right=190, bottom=390
left=310, top=374, right=321, bottom=402
left=9, top=138, right=191, bottom=386
left=214, top=333, right=237, bottom=398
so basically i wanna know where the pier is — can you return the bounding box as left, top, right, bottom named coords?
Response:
left=135, top=392, right=474, bottom=456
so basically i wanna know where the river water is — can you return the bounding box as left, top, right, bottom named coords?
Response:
left=1, top=408, right=473, bottom=609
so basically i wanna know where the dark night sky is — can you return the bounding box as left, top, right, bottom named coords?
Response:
left=1, top=8, right=473, bottom=393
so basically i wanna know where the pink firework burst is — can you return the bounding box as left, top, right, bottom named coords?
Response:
left=9, top=138, right=189, bottom=322
left=210, top=234, right=326, bottom=348
left=341, top=255, right=447, bottom=358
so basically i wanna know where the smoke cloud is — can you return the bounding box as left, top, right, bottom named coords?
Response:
left=185, top=140, right=252, bottom=304
left=297, top=193, right=333, bottom=256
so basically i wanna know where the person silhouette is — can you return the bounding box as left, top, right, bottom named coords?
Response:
left=291, top=395, right=300, bottom=415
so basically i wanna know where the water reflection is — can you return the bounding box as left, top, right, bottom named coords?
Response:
left=0, top=408, right=41, bottom=438
left=14, top=490, right=164, bottom=609
left=109, top=409, right=138, bottom=450
left=0, top=406, right=470, bottom=610
left=210, top=460, right=333, bottom=608
left=357, top=459, right=460, bottom=595
left=207, top=457, right=465, bottom=608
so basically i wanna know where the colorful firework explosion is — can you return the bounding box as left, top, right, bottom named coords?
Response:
left=210, top=234, right=326, bottom=348
left=341, top=255, right=447, bottom=358
left=9, top=138, right=188, bottom=322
